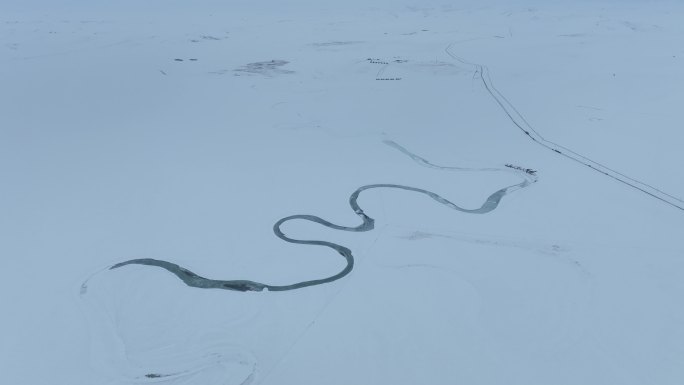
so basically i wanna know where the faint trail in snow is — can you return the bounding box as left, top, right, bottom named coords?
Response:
left=396, top=229, right=563, bottom=255
left=392, top=228, right=592, bottom=278
left=443, top=42, right=684, bottom=212
left=384, top=139, right=501, bottom=172
left=311, top=41, right=364, bottom=47
left=106, top=141, right=536, bottom=292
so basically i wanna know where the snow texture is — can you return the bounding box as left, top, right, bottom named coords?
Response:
left=2, top=1, right=684, bottom=384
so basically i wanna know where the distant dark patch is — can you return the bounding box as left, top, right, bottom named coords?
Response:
left=367, top=58, right=389, bottom=65
left=234, top=60, right=294, bottom=76
left=191, top=34, right=227, bottom=43
left=311, top=41, right=363, bottom=47
left=505, top=163, right=536, bottom=175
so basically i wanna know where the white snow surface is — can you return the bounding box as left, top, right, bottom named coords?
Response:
left=2, top=1, right=684, bottom=384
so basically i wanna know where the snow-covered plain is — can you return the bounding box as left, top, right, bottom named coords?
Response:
left=2, top=0, right=684, bottom=384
